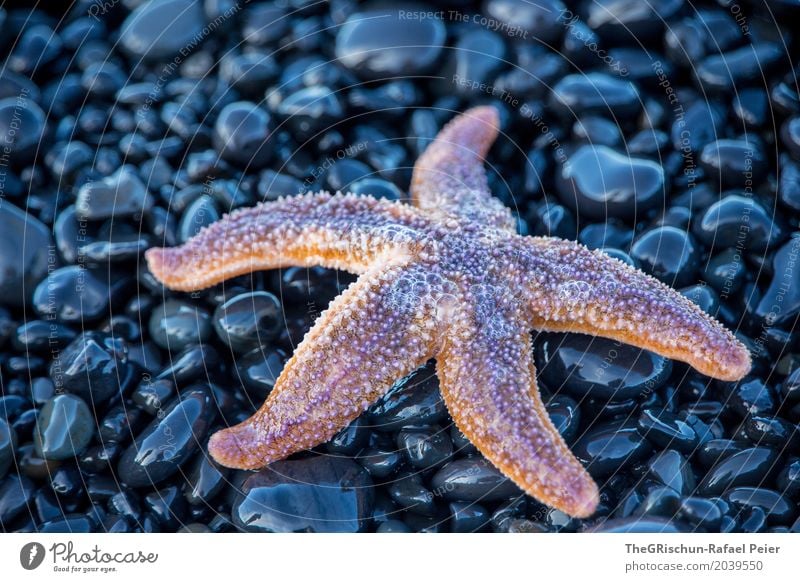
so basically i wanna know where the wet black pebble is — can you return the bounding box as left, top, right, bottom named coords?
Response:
left=557, top=145, right=665, bottom=220
left=550, top=74, right=640, bottom=119
left=699, top=139, right=768, bottom=189
left=678, top=496, right=723, bottom=530
left=149, top=300, right=212, bottom=352
left=397, top=427, right=452, bottom=470
left=724, top=487, right=796, bottom=525
left=430, top=457, right=522, bottom=503
left=184, top=453, right=228, bottom=506
left=117, top=386, right=216, bottom=488
left=449, top=501, right=489, bottom=533
left=588, top=516, right=689, bottom=533
left=646, top=449, right=696, bottom=495
left=54, top=332, right=131, bottom=403
left=630, top=227, right=699, bottom=287
left=695, top=194, right=782, bottom=252
left=536, top=333, right=671, bottom=401
left=0, top=202, right=54, bottom=308
left=33, top=266, right=110, bottom=323
left=637, top=409, right=712, bottom=453
left=744, top=417, right=800, bottom=452
left=232, top=457, right=373, bottom=532
left=367, top=365, right=447, bottom=431
left=698, top=447, right=779, bottom=496
left=0, top=97, right=46, bottom=162
left=0, top=419, right=15, bottom=479
left=213, top=291, right=282, bottom=353
left=76, top=168, right=152, bottom=220
left=120, top=0, right=206, bottom=61
left=335, top=9, right=445, bottom=80
left=34, top=394, right=94, bottom=461
left=213, top=102, right=272, bottom=166
left=574, top=420, right=653, bottom=478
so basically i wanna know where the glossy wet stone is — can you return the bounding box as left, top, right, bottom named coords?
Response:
left=672, top=101, right=726, bottom=153
left=149, top=300, right=212, bottom=352
left=647, top=449, right=696, bottom=495
left=277, top=86, right=343, bottom=139
left=76, top=168, right=152, bottom=220
left=232, top=457, right=373, bottom=532
left=726, top=379, right=777, bottom=418
left=34, top=394, right=94, bottom=461
left=0, top=96, right=46, bottom=162
left=483, top=0, right=565, bottom=42
left=705, top=254, right=747, bottom=303
left=234, top=345, right=286, bottom=401
left=430, top=457, right=521, bottom=503
left=699, top=140, right=768, bottom=190
left=699, top=195, right=782, bottom=256
left=678, top=496, right=722, bottom=531
left=695, top=43, right=784, bottom=93
left=0, top=202, right=54, bottom=308
left=143, top=485, right=186, bottom=529
left=777, top=458, right=800, bottom=498
left=536, top=332, right=671, bottom=401
left=0, top=420, right=15, bottom=479
left=367, top=364, right=447, bottom=431
left=33, top=266, right=110, bottom=323
left=557, top=145, right=665, bottom=220
left=14, top=321, right=76, bottom=353
left=335, top=8, right=445, bottom=80
left=574, top=420, right=653, bottom=478
left=635, top=486, right=681, bottom=519
left=117, top=387, right=216, bottom=488
left=779, top=155, right=800, bottom=211
left=0, top=474, right=36, bottom=527
left=448, top=501, right=489, bottom=533
left=753, top=237, right=800, bottom=327
left=213, top=101, right=271, bottom=166
left=699, top=447, right=779, bottom=496
left=184, top=453, right=228, bottom=506
left=638, top=410, right=712, bottom=453
left=156, top=344, right=220, bottom=386
left=177, top=195, right=220, bottom=245
left=132, top=378, right=175, bottom=416
left=744, top=417, right=800, bottom=452
left=724, top=487, right=796, bottom=526
left=397, top=427, right=452, bottom=470
left=588, top=516, right=689, bottom=533
left=551, top=73, right=640, bottom=119
left=630, top=227, right=699, bottom=287
left=546, top=394, right=581, bottom=443
left=120, top=0, right=206, bottom=61
left=53, top=332, right=130, bottom=403
left=213, top=291, right=281, bottom=353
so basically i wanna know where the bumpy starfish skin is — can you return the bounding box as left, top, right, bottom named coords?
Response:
left=146, top=106, right=751, bottom=518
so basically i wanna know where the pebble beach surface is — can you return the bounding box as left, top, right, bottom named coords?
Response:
left=0, top=0, right=799, bottom=533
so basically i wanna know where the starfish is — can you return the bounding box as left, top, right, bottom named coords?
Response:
left=146, top=106, right=751, bottom=518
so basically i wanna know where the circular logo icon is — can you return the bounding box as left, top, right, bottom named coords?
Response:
left=20, top=542, right=45, bottom=570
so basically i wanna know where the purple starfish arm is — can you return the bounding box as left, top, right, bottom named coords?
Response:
left=514, top=236, right=752, bottom=381
left=145, top=191, right=429, bottom=290
left=410, top=106, right=516, bottom=232
left=206, top=263, right=442, bottom=469
left=437, top=312, right=599, bottom=518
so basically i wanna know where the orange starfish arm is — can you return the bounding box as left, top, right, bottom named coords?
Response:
left=145, top=191, right=428, bottom=291
left=437, top=317, right=599, bottom=518
left=518, top=237, right=752, bottom=381
left=410, top=106, right=515, bottom=232
left=207, top=263, right=441, bottom=469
